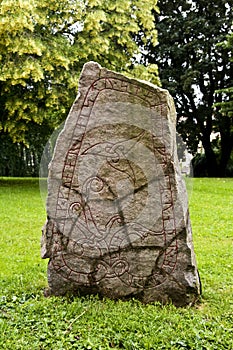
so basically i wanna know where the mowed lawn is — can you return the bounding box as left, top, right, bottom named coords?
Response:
left=0, top=177, right=232, bottom=349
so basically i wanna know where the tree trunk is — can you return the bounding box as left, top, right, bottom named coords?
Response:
left=219, top=131, right=233, bottom=177
left=201, top=135, right=219, bottom=177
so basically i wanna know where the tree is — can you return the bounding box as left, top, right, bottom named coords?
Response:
left=0, top=0, right=160, bottom=142
left=143, top=0, right=233, bottom=176
left=214, top=30, right=233, bottom=176
left=0, top=0, right=159, bottom=176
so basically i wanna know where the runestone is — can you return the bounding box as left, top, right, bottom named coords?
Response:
left=41, top=62, right=201, bottom=306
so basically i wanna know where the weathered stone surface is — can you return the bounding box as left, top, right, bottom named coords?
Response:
left=41, top=62, right=201, bottom=306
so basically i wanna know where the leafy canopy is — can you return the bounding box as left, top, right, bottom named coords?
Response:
left=215, top=31, right=233, bottom=117
left=0, top=0, right=159, bottom=142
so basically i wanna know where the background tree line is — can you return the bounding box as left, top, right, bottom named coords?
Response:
left=0, top=0, right=232, bottom=177
left=144, top=0, right=233, bottom=177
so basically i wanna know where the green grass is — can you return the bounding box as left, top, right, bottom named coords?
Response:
left=0, top=177, right=232, bottom=349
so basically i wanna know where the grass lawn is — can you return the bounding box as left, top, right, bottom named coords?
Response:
left=0, top=177, right=232, bottom=349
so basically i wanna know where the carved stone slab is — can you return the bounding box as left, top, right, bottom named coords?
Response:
left=41, top=62, right=201, bottom=306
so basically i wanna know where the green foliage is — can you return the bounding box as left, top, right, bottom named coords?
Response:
left=144, top=0, right=233, bottom=177
left=215, top=31, right=233, bottom=117
left=0, top=0, right=159, bottom=144
left=193, top=148, right=233, bottom=177
left=215, top=86, right=233, bottom=117
left=0, top=122, right=54, bottom=176
left=0, top=178, right=233, bottom=349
